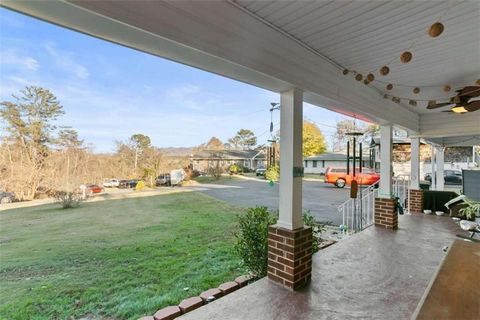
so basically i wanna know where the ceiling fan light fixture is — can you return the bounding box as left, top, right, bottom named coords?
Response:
left=428, top=22, right=444, bottom=38
left=451, top=106, right=468, bottom=114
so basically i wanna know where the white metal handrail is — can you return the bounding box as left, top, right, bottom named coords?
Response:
left=337, top=182, right=378, bottom=234
left=393, top=175, right=410, bottom=214
left=338, top=176, right=412, bottom=234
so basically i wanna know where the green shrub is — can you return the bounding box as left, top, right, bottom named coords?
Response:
left=234, top=207, right=325, bottom=278
left=135, top=180, right=145, bottom=191
left=303, top=210, right=326, bottom=253
left=229, top=163, right=240, bottom=174
left=54, top=191, right=81, bottom=209
left=265, top=165, right=279, bottom=182
left=234, top=207, right=277, bottom=278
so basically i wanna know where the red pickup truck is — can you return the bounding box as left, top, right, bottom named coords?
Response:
left=325, top=167, right=380, bottom=188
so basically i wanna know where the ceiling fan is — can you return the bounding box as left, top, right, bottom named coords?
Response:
left=427, top=86, right=480, bottom=113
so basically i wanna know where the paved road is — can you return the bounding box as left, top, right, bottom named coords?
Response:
left=189, top=177, right=350, bottom=225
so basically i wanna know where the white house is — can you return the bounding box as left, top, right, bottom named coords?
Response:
left=304, top=152, right=370, bottom=174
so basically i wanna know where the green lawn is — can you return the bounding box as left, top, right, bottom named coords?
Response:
left=0, top=193, right=245, bottom=319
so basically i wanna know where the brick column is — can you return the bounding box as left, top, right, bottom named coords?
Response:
left=268, top=225, right=312, bottom=290
left=374, top=198, right=398, bottom=230
left=409, top=189, right=424, bottom=213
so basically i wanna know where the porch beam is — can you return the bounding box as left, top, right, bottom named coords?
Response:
left=379, top=125, right=393, bottom=198
left=277, top=88, right=303, bottom=230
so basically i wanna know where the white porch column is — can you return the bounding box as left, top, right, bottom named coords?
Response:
left=379, top=124, right=393, bottom=198
left=435, top=146, right=445, bottom=191
left=430, top=146, right=436, bottom=190
left=410, top=137, right=420, bottom=190
left=278, top=88, right=303, bottom=230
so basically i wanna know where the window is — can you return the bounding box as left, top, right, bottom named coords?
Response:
left=304, top=161, right=308, bottom=167
left=322, top=160, right=325, bottom=168
left=313, top=160, right=317, bottom=168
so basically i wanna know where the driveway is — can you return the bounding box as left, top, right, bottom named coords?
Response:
left=188, top=177, right=350, bottom=225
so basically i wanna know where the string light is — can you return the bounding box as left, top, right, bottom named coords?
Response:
left=400, top=51, right=413, bottom=63
left=428, top=22, right=444, bottom=38
left=379, top=66, right=389, bottom=76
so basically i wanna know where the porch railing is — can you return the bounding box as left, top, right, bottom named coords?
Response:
left=393, top=175, right=410, bottom=214
left=338, top=176, right=412, bottom=234
left=338, top=182, right=378, bottom=234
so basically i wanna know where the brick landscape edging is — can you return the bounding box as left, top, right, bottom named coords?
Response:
left=139, top=274, right=253, bottom=320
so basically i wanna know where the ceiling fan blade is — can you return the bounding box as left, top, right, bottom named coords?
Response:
left=427, top=102, right=453, bottom=109
left=465, top=100, right=480, bottom=112
left=456, top=86, right=480, bottom=98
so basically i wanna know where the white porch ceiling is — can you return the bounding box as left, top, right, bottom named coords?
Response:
left=1, top=0, right=479, bottom=138
left=234, top=0, right=480, bottom=114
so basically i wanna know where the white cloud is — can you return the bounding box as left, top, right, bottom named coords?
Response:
left=0, top=50, right=39, bottom=71
left=168, top=84, right=204, bottom=111
left=45, top=43, right=89, bottom=79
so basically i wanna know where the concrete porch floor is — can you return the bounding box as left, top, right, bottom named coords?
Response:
left=180, top=214, right=469, bottom=320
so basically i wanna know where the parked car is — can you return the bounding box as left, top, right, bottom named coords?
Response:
left=425, top=170, right=462, bottom=185
left=325, top=167, right=380, bottom=188
left=256, top=167, right=266, bottom=177
left=127, top=179, right=139, bottom=188
left=156, top=174, right=171, bottom=186
left=102, top=178, right=120, bottom=188
left=86, top=184, right=104, bottom=195
left=0, top=191, right=15, bottom=204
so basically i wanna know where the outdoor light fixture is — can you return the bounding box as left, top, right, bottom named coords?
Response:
left=451, top=106, right=468, bottom=114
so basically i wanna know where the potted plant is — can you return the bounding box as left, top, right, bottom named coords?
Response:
left=458, top=198, right=480, bottom=222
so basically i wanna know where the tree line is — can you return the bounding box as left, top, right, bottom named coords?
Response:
left=1, top=86, right=367, bottom=200
left=0, top=87, right=188, bottom=200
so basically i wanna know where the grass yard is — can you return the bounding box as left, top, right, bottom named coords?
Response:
left=0, top=192, right=245, bottom=319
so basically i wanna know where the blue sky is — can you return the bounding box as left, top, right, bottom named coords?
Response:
left=0, top=8, right=354, bottom=153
